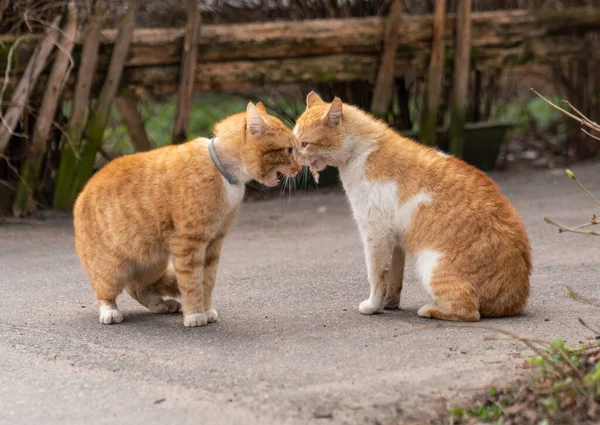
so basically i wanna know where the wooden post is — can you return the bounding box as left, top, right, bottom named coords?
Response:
left=116, top=90, right=151, bottom=152
left=67, top=4, right=137, bottom=203
left=370, top=0, right=404, bottom=117
left=419, top=0, right=447, bottom=147
left=449, top=0, right=472, bottom=157
left=0, top=16, right=61, bottom=153
left=172, top=0, right=201, bottom=144
left=13, top=2, right=78, bottom=216
left=53, top=0, right=104, bottom=211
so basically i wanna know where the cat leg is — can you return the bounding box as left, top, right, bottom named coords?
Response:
left=383, top=246, right=406, bottom=309
left=170, top=237, right=208, bottom=327
left=93, top=277, right=125, bottom=325
left=418, top=277, right=480, bottom=322
left=359, top=233, right=395, bottom=315
left=126, top=262, right=181, bottom=313
left=202, top=236, right=225, bottom=323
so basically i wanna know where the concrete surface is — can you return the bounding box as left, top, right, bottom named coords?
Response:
left=1, top=163, right=599, bottom=425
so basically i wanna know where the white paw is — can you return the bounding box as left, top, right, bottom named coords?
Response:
left=417, top=304, right=433, bottom=318
left=99, top=306, right=123, bottom=324
left=184, top=313, right=208, bottom=327
left=359, top=298, right=383, bottom=315
left=206, top=309, right=218, bottom=323
left=150, top=299, right=181, bottom=314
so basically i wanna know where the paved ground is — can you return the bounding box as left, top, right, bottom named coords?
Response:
left=1, top=162, right=599, bottom=425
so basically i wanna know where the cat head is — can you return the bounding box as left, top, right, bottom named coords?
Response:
left=215, top=102, right=302, bottom=187
left=293, top=92, right=345, bottom=172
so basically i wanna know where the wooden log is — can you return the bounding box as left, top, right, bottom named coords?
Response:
left=419, top=0, right=447, bottom=147
left=0, top=16, right=61, bottom=153
left=370, top=0, right=404, bottom=116
left=2, top=8, right=599, bottom=71
left=116, top=90, right=151, bottom=152
left=67, top=5, right=137, bottom=205
left=449, top=0, right=472, bottom=158
left=13, top=2, right=78, bottom=217
left=2, top=8, right=599, bottom=98
left=53, top=0, right=105, bottom=211
left=172, top=0, right=201, bottom=144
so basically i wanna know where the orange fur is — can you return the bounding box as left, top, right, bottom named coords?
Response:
left=74, top=102, right=301, bottom=326
left=294, top=93, right=531, bottom=321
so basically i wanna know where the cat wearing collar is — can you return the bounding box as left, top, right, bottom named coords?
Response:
left=74, top=102, right=301, bottom=327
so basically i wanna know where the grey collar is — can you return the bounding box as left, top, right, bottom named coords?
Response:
left=208, top=138, right=238, bottom=185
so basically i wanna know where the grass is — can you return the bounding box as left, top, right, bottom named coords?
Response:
left=448, top=339, right=600, bottom=425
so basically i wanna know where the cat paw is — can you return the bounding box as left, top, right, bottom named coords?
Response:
left=149, top=299, right=181, bottom=314
left=417, top=304, right=434, bottom=318
left=206, top=309, right=219, bottom=323
left=359, top=299, right=383, bottom=315
left=184, top=313, right=208, bottom=327
left=99, top=306, right=123, bottom=324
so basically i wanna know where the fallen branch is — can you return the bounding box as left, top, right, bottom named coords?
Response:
left=13, top=1, right=78, bottom=217
left=0, top=15, right=62, bottom=152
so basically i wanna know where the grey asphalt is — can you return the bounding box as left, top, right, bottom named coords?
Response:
left=1, top=163, right=599, bottom=425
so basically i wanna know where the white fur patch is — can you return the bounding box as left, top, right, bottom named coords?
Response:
left=396, top=190, right=432, bottom=231
left=359, top=296, right=384, bottom=315
left=184, top=313, right=208, bottom=327
left=415, top=250, right=443, bottom=297
left=293, top=125, right=300, bottom=137
left=99, top=305, right=123, bottom=325
left=225, top=180, right=245, bottom=208
left=206, top=309, right=219, bottom=323
left=437, top=150, right=450, bottom=158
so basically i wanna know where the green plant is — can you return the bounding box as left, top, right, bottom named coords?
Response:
left=449, top=339, right=600, bottom=424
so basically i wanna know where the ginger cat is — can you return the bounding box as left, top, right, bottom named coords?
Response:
left=294, top=92, right=531, bottom=321
left=74, top=102, right=301, bottom=327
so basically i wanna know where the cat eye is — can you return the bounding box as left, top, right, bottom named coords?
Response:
left=287, top=147, right=293, bottom=155
left=301, top=141, right=308, bottom=148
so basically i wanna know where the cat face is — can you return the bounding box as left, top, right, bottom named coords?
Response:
left=293, top=92, right=345, bottom=171
left=241, top=102, right=302, bottom=187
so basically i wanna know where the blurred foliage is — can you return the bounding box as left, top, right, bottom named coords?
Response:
left=490, top=95, right=564, bottom=137
left=103, top=93, right=304, bottom=156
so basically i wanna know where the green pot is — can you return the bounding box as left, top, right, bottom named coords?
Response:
left=461, top=122, right=513, bottom=171
left=400, top=121, right=513, bottom=171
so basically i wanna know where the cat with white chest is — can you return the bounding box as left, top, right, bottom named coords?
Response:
left=295, top=92, right=531, bottom=321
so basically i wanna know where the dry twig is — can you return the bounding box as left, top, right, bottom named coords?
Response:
left=567, top=287, right=600, bottom=309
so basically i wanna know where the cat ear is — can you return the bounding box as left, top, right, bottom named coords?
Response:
left=246, top=102, right=269, bottom=135
left=306, top=91, right=325, bottom=109
left=255, top=101, right=267, bottom=114
left=324, top=97, right=343, bottom=127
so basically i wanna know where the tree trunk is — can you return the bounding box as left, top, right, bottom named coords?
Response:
left=370, top=0, right=404, bottom=117
left=0, top=16, right=62, bottom=153
left=53, top=0, right=105, bottom=211
left=172, top=0, right=201, bottom=144
left=116, top=90, right=151, bottom=152
left=13, top=2, right=78, bottom=217
left=67, top=5, right=137, bottom=205
left=449, top=0, right=472, bottom=157
left=419, top=0, right=447, bottom=147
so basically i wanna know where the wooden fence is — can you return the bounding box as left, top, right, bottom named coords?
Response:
left=0, top=1, right=599, bottom=216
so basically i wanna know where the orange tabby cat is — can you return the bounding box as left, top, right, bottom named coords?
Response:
left=74, top=102, right=301, bottom=327
left=294, top=92, right=531, bottom=321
